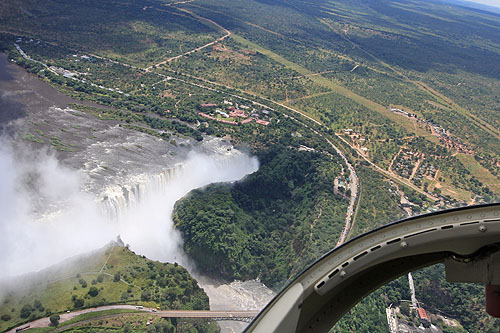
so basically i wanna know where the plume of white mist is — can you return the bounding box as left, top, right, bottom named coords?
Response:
left=0, top=141, right=259, bottom=281
left=0, top=142, right=115, bottom=280
left=117, top=151, right=259, bottom=268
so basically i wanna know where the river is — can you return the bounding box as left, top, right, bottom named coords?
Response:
left=0, top=53, right=275, bottom=332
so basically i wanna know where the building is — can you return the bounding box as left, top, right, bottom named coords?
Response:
left=199, top=112, right=238, bottom=125
left=416, top=307, right=431, bottom=327
left=229, top=108, right=248, bottom=118
left=199, top=112, right=216, bottom=120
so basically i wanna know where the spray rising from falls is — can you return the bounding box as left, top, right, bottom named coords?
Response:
left=0, top=143, right=115, bottom=279
left=102, top=151, right=259, bottom=266
left=101, top=165, right=183, bottom=221
left=0, top=141, right=259, bottom=280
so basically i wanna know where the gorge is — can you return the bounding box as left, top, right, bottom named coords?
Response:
left=0, top=52, right=274, bottom=332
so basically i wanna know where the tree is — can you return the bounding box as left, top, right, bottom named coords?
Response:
left=400, top=302, right=410, bottom=316
left=33, top=300, right=43, bottom=310
left=114, top=272, right=121, bottom=282
left=79, top=278, right=87, bottom=288
left=141, top=290, right=152, bottom=301
left=88, top=286, right=99, bottom=297
left=20, top=304, right=33, bottom=318
left=50, top=314, right=60, bottom=326
left=1, top=314, right=11, bottom=321
left=73, top=298, right=84, bottom=308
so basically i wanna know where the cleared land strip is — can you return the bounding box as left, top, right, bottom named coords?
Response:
left=318, top=18, right=500, bottom=140
left=282, top=69, right=340, bottom=79
left=229, top=34, right=435, bottom=139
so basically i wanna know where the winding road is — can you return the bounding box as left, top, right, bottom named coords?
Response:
left=8, top=305, right=259, bottom=332
left=16, top=2, right=424, bottom=252
left=15, top=33, right=360, bottom=248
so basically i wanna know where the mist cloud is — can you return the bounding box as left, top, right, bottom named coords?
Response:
left=0, top=140, right=258, bottom=280
left=0, top=142, right=115, bottom=279
left=115, top=151, right=259, bottom=268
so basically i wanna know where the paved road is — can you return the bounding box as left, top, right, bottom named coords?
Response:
left=7, top=305, right=140, bottom=332
left=8, top=305, right=259, bottom=332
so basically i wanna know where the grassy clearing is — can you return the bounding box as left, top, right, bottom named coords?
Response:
left=430, top=178, right=472, bottom=203
left=0, top=246, right=122, bottom=331
left=456, top=154, right=500, bottom=195
left=0, top=245, right=208, bottom=332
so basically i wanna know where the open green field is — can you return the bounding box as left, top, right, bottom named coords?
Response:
left=0, top=244, right=209, bottom=332
left=457, top=154, right=500, bottom=196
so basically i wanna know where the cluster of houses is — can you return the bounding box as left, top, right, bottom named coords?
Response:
left=14, top=38, right=132, bottom=98
left=49, top=65, right=78, bottom=78
left=392, top=149, right=421, bottom=179
left=198, top=100, right=271, bottom=126
left=390, top=107, right=472, bottom=154
left=392, top=149, right=438, bottom=186
left=16, top=37, right=40, bottom=45
left=412, top=160, right=438, bottom=187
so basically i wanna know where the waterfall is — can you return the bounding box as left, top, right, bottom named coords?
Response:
left=100, top=164, right=183, bottom=220
left=94, top=150, right=259, bottom=264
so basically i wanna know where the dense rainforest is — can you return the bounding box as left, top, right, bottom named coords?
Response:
left=174, top=145, right=348, bottom=288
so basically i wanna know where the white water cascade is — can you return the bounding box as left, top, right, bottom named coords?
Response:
left=101, top=164, right=183, bottom=221
left=96, top=150, right=260, bottom=266
left=96, top=150, right=275, bottom=333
